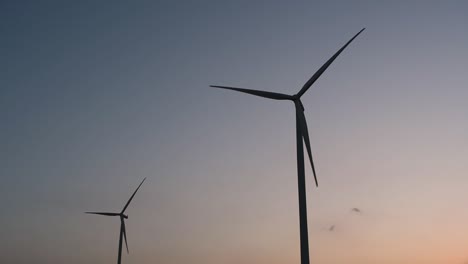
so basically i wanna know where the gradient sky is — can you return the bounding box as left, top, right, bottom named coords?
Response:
left=2, top=1, right=468, bottom=263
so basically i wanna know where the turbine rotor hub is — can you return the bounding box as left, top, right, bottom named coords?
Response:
left=293, top=98, right=305, bottom=111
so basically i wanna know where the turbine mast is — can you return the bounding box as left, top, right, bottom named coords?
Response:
left=296, top=109, right=309, bottom=264
left=118, top=220, right=123, bottom=264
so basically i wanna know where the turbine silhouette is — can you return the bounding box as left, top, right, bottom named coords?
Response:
left=211, top=28, right=365, bottom=264
left=86, top=178, right=146, bottom=264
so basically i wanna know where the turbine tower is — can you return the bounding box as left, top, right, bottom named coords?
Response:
left=211, top=28, right=365, bottom=264
left=86, top=178, right=146, bottom=264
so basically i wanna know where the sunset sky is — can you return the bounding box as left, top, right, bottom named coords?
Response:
left=2, top=1, right=468, bottom=263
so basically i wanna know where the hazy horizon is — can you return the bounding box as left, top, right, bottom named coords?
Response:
left=2, top=1, right=468, bottom=264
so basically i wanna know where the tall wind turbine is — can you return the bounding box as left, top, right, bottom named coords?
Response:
left=86, top=178, right=146, bottom=264
left=210, top=28, right=365, bottom=264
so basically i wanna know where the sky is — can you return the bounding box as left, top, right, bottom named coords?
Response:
left=1, top=1, right=468, bottom=263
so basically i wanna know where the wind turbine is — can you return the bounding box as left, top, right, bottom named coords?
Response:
left=210, top=28, right=365, bottom=264
left=86, top=178, right=146, bottom=264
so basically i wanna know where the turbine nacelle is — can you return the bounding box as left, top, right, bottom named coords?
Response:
left=291, top=94, right=301, bottom=101
left=293, top=98, right=305, bottom=111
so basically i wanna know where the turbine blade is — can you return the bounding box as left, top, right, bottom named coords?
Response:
left=297, top=28, right=365, bottom=97
left=121, top=178, right=146, bottom=214
left=297, top=109, right=318, bottom=187
left=85, top=212, right=120, bottom=216
left=121, top=218, right=129, bottom=254
left=210, top=85, right=293, bottom=100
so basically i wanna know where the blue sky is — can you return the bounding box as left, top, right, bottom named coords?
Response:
left=1, top=1, right=468, bottom=263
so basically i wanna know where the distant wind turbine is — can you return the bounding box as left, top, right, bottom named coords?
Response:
left=211, top=28, right=365, bottom=264
left=86, top=178, right=146, bottom=264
